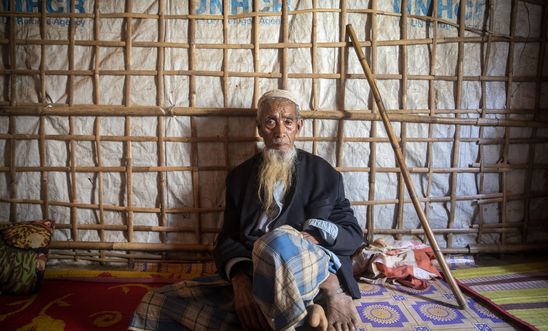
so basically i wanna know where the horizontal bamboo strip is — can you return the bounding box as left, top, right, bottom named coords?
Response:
left=0, top=198, right=223, bottom=213
left=3, top=104, right=544, bottom=116
left=4, top=191, right=547, bottom=213
left=3, top=107, right=548, bottom=128
left=48, top=251, right=214, bottom=262
left=3, top=34, right=544, bottom=50
left=372, top=228, right=518, bottom=235
left=49, top=241, right=213, bottom=251
left=467, top=243, right=548, bottom=254
left=2, top=67, right=543, bottom=84
left=2, top=132, right=547, bottom=146
left=0, top=164, right=534, bottom=174
left=46, top=241, right=548, bottom=254
left=50, top=223, right=220, bottom=233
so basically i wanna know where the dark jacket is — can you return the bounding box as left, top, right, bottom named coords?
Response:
left=214, top=149, right=364, bottom=299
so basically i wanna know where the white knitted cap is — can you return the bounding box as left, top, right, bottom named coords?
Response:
left=257, top=89, right=300, bottom=109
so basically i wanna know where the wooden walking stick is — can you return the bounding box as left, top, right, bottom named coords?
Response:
left=346, top=24, right=467, bottom=309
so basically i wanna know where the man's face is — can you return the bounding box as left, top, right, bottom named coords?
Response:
left=257, top=99, right=302, bottom=152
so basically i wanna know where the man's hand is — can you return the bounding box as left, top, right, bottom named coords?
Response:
left=231, top=271, right=271, bottom=331
left=301, top=231, right=320, bottom=245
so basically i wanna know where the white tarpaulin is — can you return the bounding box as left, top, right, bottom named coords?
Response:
left=1, top=0, right=547, bottom=254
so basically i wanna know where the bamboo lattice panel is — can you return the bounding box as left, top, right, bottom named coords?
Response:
left=1, top=0, right=548, bottom=265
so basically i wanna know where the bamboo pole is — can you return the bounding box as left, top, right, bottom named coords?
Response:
left=425, top=0, right=438, bottom=239
left=367, top=0, right=378, bottom=245
left=347, top=24, right=467, bottom=309
left=477, top=0, right=495, bottom=245
left=124, top=0, right=134, bottom=244
left=447, top=0, right=467, bottom=249
left=396, top=0, right=409, bottom=241
left=281, top=0, right=288, bottom=89
left=335, top=0, right=347, bottom=167
left=68, top=0, right=78, bottom=244
left=188, top=0, right=202, bottom=245
left=311, top=0, right=318, bottom=155
left=501, top=0, right=519, bottom=246
left=157, top=0, right=167, bottom=245
left=5, top=106, right=548, bottom=128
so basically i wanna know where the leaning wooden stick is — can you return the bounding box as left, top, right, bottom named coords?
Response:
left=346, top=24, right=467, bottom=309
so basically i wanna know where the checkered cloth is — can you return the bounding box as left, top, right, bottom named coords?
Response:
left=128, top=225, right=332, bottom=331
left=253, top=225, right=331, bottom=330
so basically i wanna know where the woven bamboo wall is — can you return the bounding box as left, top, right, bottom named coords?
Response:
left=1, top=0, right=548, bottom=265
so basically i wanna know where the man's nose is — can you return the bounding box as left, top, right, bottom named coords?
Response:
left=273, top=121, right=286, bottom=136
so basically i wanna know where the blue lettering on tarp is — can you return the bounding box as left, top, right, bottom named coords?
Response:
left=25, top=0, right=40, bottom=12
left=1, top=0, right=85, bottom=13
left=392, top=0, right=485, bottom=29
left=438, top=0, right=453, bottom=19
left=195, top=0, right=223, bottom=14
left=414, top=0, right=429, bottom=16
left=47, top=0, right=64, bottom=13
left=231, top=0, right=249, bottom=15
left=195, top=0, right=290, bottom=15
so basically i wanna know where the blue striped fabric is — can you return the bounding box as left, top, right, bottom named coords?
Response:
left=128, top=277, right=241, bottom=331
left=129, top=225, right=332, bottom=331
left=252, top=225, right=331, bottom=330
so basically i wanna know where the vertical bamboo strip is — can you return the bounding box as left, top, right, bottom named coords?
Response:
left=69, top=117, right=78, bottom=242
left=367, top=0, right=378, bottom=244
left=396, top=0, right=409, bottom=240
left=222, top=0, right=229, bottom=108
left=93, top=118, right=106, bottom=249
left=281, top=1, right=289, bottom=89
left=425, top=0, right=438, bottom=226
left=188, top=2, right=196, bottom=107
left=93, top=1, right=105, bottom=258
left=447, top=0, right=466, bottom=249
left=8, top=117, right=16, bottom=223
left=93, top=1, right=101, bottom=105
left=523, top=3, right=547, bottom=243
left=222, top=0, right=230, bottom=230
left=8, top=0, right=16, bottom=222
left=39, top=0, right=46, bottom=102
left=188, top=1, right=202, bottom=244
left=252, top=0, right=260, bottom=108
left=68, top=0, right=78, bottom=242
left=335, top=0, right=347, bottom=167
left=39, top=0, right=48, bottom=219
left=157, top=0, right=167, bottom=244
left=124, top=0, right=134, bottom=243
left=502, top=0, right=518, bottom=245
left=39, top=115, right=48, bottom=219
left=477, top=0, right=495, bottom=244
left=8, top=0, right=16, bottom=108
left=311, top=0, right=318, bottom=155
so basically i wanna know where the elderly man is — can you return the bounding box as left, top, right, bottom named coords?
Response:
left=129, top=89, right=364, bottom=331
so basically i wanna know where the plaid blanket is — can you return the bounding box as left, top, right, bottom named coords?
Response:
left=253, top=225, right=331, bottom=330
left=129, top=225, right=332, bottom=331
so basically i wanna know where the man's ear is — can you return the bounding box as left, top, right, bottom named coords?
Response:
left=296, top=119, right=303, bottom=132
left=257, top=121, right=264, bottom=138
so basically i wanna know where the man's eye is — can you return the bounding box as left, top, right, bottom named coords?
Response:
left=265, top=119, right=276, bottom=128
left=284, top=119, right=294, bottom=127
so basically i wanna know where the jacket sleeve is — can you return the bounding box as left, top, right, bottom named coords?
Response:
left=322, top=172, right=364, bottom=256
left=213, top=172, right=252, bottom=278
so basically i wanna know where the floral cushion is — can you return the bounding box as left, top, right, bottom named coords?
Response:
left=0, top=219, right=55, bottom=295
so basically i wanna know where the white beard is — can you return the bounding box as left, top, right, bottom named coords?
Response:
left=257, top=147, right=297, bottom=215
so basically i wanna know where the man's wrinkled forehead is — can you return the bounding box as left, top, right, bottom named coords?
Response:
left=258, top=89, right=299, bottom=109
left=261, top=99, right=297, bottom=118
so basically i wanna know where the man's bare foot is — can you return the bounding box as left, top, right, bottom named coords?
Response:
left=307, top=304, right=328, bottom=331
left=324, top=290, right=358, bottom=331
left=319, top=274, right=359, bottom=331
